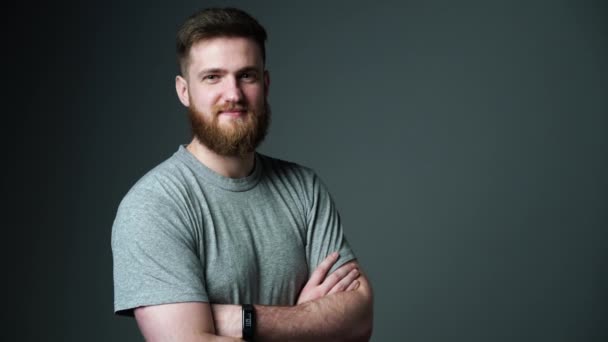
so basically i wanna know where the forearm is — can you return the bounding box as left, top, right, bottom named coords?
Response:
left=143, top=332, right=242, bottom=342
left=171, top=333, right=243, bottom=342
left=134, top=302, right=245, bottom=342
left=213, top=282, right=373, bottom=342
left=257, top=286, right=373, bottom=341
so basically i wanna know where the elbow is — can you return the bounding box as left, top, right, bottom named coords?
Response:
left=352, top=316, right=373, bottom=342
left=347, top=314, right=373, bottom=342
left=349, top=283, right=374, bottom=341
left=356, top=278, right=374, bottom=341
left=362, top=327, right=373, bottom=342
left=358, top=302, right=374, bottom=342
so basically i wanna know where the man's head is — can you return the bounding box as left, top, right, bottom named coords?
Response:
left=175, top=8, right=271, bottom=157
left=177, top=7, right=267, bottom=77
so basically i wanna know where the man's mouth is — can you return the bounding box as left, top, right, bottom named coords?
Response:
left=219, top=110, right=246, bottom=117
left=218, top=107, right=247, bottom=117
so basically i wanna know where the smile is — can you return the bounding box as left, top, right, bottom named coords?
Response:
left=219, top=110, right=247, bottom=118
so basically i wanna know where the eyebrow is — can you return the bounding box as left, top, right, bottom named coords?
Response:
left=197, top=66, right=261, bottom=78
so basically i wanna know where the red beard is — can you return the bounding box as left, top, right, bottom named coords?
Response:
left=188, top=100, right=271, bottom=157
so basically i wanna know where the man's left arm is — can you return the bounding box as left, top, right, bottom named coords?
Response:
left=212, top=260, right=373, bottom=341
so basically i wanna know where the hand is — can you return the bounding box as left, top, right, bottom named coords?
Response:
left=297, top=252, right=360, bottom=305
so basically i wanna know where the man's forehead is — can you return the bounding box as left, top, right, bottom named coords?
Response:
left=186, top=37, right=263, bottom=76
left=189, top=37, right=262, bottom=61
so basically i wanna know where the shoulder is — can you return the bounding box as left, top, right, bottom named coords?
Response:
left=256, top=153, right=334, bottom=208
left=115, top=150, right=197, bottom=218
left=112, top=151, right=198, bottom=244
left=257, top=153, right=319, bottom=183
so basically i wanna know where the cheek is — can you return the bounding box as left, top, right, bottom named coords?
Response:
left=191, top=88, right=220, bottom=109
left=244, top=87, right=265, bottom=105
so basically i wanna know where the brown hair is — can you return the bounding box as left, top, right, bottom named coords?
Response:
left=176, top=7, right=268, bottom=76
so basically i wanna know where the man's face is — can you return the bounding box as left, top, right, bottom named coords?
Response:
left=176, top=37, right=270, bottom=157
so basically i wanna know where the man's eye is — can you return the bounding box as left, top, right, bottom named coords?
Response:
left=203, top=75, right=220, bottom=82
left=240, top=73, right=257, bottom=81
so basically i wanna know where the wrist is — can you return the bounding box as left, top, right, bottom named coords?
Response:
left=242, top=304, right=256, bottom=341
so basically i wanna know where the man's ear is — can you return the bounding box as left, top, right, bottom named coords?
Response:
left=175, top=75, right=190, bottom=107
left=264, top=70, right=270, bottom=97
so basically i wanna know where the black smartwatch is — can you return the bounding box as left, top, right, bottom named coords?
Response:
left=242, top=304, right=255, bottom=341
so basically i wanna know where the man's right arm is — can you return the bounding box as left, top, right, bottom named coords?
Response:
left=135, top=302, right=241, bottom=342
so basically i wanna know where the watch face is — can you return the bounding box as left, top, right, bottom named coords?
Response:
left=244, top=311, right=253, bottom=327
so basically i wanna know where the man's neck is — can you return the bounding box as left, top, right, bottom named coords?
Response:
left=186, top=139, right=255, bottom=178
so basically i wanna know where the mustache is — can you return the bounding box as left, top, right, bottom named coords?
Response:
left=213, top=103, right=248, bottom=113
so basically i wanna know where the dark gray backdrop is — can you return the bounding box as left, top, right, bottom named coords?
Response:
left=9, top=0, right=607, bottom=341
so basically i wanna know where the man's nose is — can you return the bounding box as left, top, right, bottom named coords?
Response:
left=223, top=76, right=244, bottom=103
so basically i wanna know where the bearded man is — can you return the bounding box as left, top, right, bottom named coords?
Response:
left=111, top=7, right=373, bottom=341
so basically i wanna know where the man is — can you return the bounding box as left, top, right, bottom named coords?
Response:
left=112, top=7, right=373, bottom=341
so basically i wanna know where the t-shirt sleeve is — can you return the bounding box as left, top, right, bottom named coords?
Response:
left=111, top=184, right=208, bottom=316
left=305, top=172, right=357, bottom=275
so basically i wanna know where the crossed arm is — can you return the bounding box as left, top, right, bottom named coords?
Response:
left=134, top=254, right=373, bottom=341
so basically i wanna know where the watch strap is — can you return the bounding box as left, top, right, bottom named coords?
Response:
left=242, top=304, right=255, bottom=341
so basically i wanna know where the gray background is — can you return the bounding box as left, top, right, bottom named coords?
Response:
left=8, top=0, right=607, bottom=341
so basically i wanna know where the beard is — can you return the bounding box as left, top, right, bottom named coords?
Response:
left=188, top=99, right=271, bottom=157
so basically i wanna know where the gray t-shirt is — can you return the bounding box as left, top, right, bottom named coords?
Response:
left=112, top=146, right=355, bottom=316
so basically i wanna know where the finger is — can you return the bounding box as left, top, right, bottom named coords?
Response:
left=345, top=280, right=360, bottom=291
left=307, top=252, right=339, bottom=286
left=319, top=263, right=357, bottom=292
left=328, top=268, right=360, bottom=295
